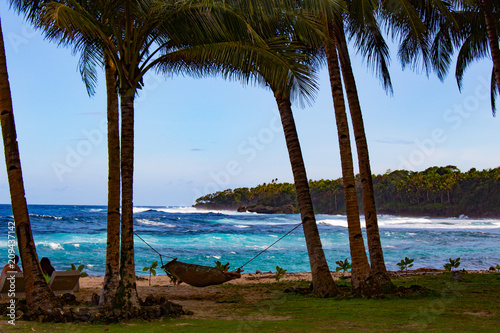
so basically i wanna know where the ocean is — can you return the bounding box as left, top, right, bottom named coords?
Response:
left=0, top=204, right=499, bottom=276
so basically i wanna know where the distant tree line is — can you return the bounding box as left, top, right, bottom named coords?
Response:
left=194, top=166, right=500, bottom=218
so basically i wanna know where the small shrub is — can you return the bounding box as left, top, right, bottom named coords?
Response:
left=496, top=264, right=500, bottom=272
left=397, top=257, right=414, bottom=274
left=142, top=261, right=158, bottom=286
left=335, top=258, right=352, bottom=286
left=335, top=258, right=352, bottom=273
left=444, top=258, right=461, bottom=272
left=275, top=266, right=287, bottom=281
left=70, top=263, right=89, bottom=278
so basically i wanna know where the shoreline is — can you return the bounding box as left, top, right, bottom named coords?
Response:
left=192, top=205, right=500, bottom=219
left=77, top=268, right=495, bottom=288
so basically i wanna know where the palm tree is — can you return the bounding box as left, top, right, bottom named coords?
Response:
left=329, top=0, right=452, bottom=291
left=10, top=0, right=123, bottom=307
left=273, top=81, right=340, bottom=296
left=100, top=53, right=121, bottom=308
left=41, top=0, right=310, bottom=307
left=335, top=28, right=391, bottom=280
left=291, top=0, right=395, bottom=294
left=0, top=16, right=57, bottom=310
left=157, top=4, right=340, bottom=295
left=328, top=0, right=394, bottom=284
left=324, top=22, right=381, bottom=296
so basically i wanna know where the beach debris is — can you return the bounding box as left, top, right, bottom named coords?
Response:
left=452, top=271, right=470, bottom=282
left=90, top=293, right=100, bottom=306
left=285, top=284, right=313, bottom=295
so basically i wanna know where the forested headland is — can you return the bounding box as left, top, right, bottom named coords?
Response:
left=194, top=166, right=500, bottom=218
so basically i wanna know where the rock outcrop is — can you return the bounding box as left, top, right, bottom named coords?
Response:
left=237, top=204, right=296, bottom=214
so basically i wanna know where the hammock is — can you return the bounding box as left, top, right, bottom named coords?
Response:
left=161, top=258, right=232, bottom=287
left=134, top=221, right=302, bottom=288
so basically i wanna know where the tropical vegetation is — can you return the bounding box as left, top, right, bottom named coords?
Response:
left=0, top=0, right=498, bottom=323
left=194, top=166, right=500, bottom=218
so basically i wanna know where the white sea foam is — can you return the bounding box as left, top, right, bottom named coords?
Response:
left=376, top=215, right=500, bottom=230
left=29, top=214, right=62, bottom=220
left=317, top=219, right=348, bottom=227
left=314, top=214, right=500, bottom=230
left=156, top=207, right=199, bottom=214
left=87, top=208, right=106, bottom=213
left=234, top=225, right=250, bottom=228
left=133, top=207, right=154, bottom=214
left=39, top=242, right=64, bottom=250
left=136, top=219, right=175, bottom=228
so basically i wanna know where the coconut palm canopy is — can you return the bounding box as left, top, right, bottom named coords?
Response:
left=0, top=0, right=497, bottom=205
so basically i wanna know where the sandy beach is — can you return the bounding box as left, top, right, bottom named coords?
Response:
left=80, top=272, right=316, bottom=318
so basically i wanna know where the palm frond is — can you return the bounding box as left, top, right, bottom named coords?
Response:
left=491, top=67, right=497, bottom=116
left=382, top=0, right=431, bottom=73
left=347, top=14, right=393, bottom=94
left=155, top=38, right=319, bottom=107
left=455, top=34, right=489, bottom=90
left=430, top=26, right=454, bottom=81
left=78, top=40, right=104, bottom=96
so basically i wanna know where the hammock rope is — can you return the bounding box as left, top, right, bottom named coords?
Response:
left=235, top=221, right=303, bottom=270
left=133, top=232, right=177, bottom=267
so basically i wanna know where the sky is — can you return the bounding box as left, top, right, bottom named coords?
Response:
left=0, top=3, right=499, bottom=206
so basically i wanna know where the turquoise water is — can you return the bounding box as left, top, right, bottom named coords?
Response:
left=0, top=205, right=499, bottom=276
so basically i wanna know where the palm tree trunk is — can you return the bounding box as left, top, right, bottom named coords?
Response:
left=481, top=0, right=500, bottom=95
left=0, top=18, right=57, bottom=310
left=325, top=27, right=381, bottom=296
left=274, top=93, right=339, bottom=297
left=113, top=91, right=140, bottom=311
left=335, top=26, right=394, bottom=289
left=100, top=54, right=121, bottom=308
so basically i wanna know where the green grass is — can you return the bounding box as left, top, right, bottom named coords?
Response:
left=2, top=273, right=500, bottom=332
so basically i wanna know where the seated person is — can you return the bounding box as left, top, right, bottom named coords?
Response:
left=0, top=254, right=22, bottom=280
left=40, top=257, right=55, bottom=282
